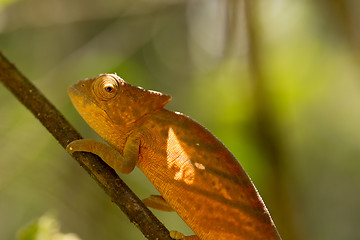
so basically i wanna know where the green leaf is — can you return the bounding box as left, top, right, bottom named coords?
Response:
left=17, top=213, right=81, bottom=240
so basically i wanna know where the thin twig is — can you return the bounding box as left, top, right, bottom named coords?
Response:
left=0, top=53, right=172, bottom=240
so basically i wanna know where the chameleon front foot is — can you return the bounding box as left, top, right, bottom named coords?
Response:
left=66, top=139, right=136, bottom=174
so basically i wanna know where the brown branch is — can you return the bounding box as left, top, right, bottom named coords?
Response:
left=0, top=53, right=172, bottom=240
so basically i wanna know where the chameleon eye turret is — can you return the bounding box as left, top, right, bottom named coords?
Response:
left=92, top=74, right=119, bottom=100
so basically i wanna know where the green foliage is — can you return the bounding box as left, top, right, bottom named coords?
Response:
left=18, top=213, right=81, bottom=240
left=0, top=0, right=16, bottom=8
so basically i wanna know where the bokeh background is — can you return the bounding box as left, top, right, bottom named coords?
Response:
left=1, top=0, right=360, bottom=239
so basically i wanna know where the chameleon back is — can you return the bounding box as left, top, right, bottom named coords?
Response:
left=135, top=109, right=281, bottom=240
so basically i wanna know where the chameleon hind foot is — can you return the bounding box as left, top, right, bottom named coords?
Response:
left=170, top=231, right=199, bottom=240
left=143, top=195, right=174, bottom=212
left=170, top=231, right=184, bottom=239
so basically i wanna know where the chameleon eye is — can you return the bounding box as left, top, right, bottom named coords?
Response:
left=93, top=75, right=119, bottom=100
left=105, top=86, right=113, bottom=93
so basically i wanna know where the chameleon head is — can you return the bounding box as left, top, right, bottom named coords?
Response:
left=68, top=74, right=171, bottom=140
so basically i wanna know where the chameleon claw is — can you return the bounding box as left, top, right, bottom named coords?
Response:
left=66, top=141, right=75, bottom=154
left=66, top=139, right=83, bottom=155
left=170, top=231, right=185, bottom=240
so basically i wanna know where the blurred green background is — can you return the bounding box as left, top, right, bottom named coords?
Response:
left=1, top=0, right=360, bottom=239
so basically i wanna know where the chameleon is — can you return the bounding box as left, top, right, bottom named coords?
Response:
left=66, top=74, right=281, bottom=240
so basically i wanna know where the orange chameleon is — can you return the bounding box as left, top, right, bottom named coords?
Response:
left=66, top=74, right=281, bottom=240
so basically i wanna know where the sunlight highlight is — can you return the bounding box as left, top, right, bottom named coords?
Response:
left=166, top=128, right=195, bottom=185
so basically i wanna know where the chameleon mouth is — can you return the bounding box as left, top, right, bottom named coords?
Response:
left=67, top=78, right=101, bottom=116
left=68, top=79, right=88, bottom=98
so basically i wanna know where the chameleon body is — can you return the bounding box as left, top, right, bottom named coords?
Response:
left=66, top=74, right=281, bottom=240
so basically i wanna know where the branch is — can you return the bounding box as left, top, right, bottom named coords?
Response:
left=0, top=53, right=172, bottom=240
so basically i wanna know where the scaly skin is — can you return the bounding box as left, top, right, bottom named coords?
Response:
left=67, top=74, right=281, bottom=240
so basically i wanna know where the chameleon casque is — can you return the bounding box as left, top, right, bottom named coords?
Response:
left=66, top=74, right=281, bottom=240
